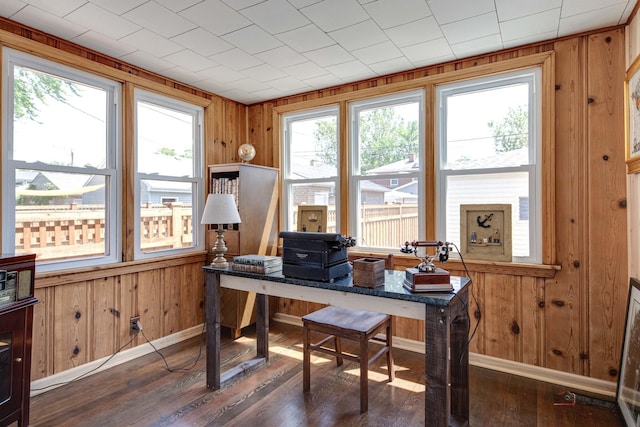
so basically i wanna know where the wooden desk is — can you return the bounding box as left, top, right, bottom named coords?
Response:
left=204, top=267, right=471, bottom=427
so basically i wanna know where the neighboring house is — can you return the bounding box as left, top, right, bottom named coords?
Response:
left=17, top=171, right=98, bottom=205
left=366, top=153, right=419, bottom=189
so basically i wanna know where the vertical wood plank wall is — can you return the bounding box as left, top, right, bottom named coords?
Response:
left=249, top=29, right=628, bottom=383
left=0, top=17, right=629, bottom=386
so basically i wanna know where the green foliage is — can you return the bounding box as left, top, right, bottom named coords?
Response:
left=313, top=107, right=418, bottom=173
left=155, top=147, right=193, bottom=158
left=488, top=105, right=528, bottom=152
left=14, top=67, right=79, bottom=121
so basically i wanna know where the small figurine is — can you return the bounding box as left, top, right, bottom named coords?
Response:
left=470, top=231, right=477, bottom=243
left=493, top=228, right=501, bottom=243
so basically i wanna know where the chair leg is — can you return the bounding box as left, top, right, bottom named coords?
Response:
left=334, top=336, right=344, bottom=367
left=359, top=335, right=368, bottom=413
left=386, top=319, right=395, bottom=382
left=303, top=324, right=310, bottom=392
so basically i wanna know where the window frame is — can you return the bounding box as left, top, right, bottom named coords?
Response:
left=1, top=48, right=122, bottom=272
left=435, top=67, right=543, bottom=263
left=132, top=88, right=205, bottom=260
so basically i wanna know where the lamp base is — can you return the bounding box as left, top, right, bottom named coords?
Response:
left=210, top=228, right=229, bottom=269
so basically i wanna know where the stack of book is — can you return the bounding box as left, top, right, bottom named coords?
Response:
left=231, top=254, right=282, bottom=274
left=402, top=267, right=453, bottom=292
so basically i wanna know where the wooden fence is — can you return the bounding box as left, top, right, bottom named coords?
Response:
left=15, top=203, right=416, bottom=259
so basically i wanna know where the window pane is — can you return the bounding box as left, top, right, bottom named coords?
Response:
left=444, top=83, right=529, bottom=170
left=137, top=101, right=195, bottom=177
left=13, top=66, right=107, bottom=168
left=289, top=115, right=337, bottom=178
left=140, top=179, right=194, bottom=252
left=445, top=172, right=530, bottom=257
left=15, top=170, right=107, bottom=261
left=291, top=182, right=336, bottom=233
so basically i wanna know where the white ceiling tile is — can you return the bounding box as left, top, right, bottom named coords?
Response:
left=561, top=0, right=627, bottom=18
left=325, top=60, right=372, bottom=80
left=198, top=65, right=246, bottom=83
left=210, top=48, right=262, bottom=70
left=621, top=1, right=635, bottom=24
left=120, top=50, right=175, bottom=71
left=304, top=44, right=355, bottom=67
left=162, top=66, right=209, bottom=85
left=121, top=29, right=183, bottom=57
left=222, top=25, right=283, bottom=54
left=66, top=3, right=140, bottom=39
left=450, top=33, right=504, bottom=58
left=367, top=56, right=414, bottom=75
left=0, top=0, right=27, bottom=17
left=300, top=0, right=369, bottom=32
left=401, top=37, right=453, bottom=64
left=503, top=30, right=557, bottom=49
left=288, top=0, right=320, bottom=7
left=267, top=76, right=311, bottom=92
left=124, top=2, right=196, bottom=38
left=72, top=30, right=137, bottom=58
left=179, top=0, right=251, bottom=36
left=241, top=63, right=288, bottom=81
left=245, top=87, right=281, bottom=101
left=364, top=0, right=431, bottom=29
left=427, top=0, right=494, bottom=24
left=21, top=0, right=86, bottom=17
left=255, top=46, right=307, bottom=68
left=303, top=73, right=344, bottom=89
left=351, top=40, right=402, bottom=64
left=276, top=24, right=335, bottom=52
left=226, top=77, right=270, bottom=92
left=328, top=19, right=387, bottom=51
left=500, top=9, right=559, bottom=42
left=221, top=0, right=264, bottom=10
left=163, top=49, right=219, bottom=72
left=494, top=0, right=561, bottom=21
left=559, top=4, right=628, bottom=37
left=440, top=12, right=499, bottom=45
left=241, top=0, right=310, bottom=34
left=197, top=79, right=233, bottom=93
left=89, top=0, right=146, bottom=15
left=171, top=28, right=233, bottom=57
left=385, top=16, right=442, bottom=48
left=281, top=61, right=328, bottom=79
left=155, top=0, right=204, bottom=13
left=10, top=6, right=87, bottom=40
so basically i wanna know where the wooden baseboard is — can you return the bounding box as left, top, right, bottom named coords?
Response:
left=30, top=324, right=204, bottom=396
left=272, top=313, right=617, bottom=398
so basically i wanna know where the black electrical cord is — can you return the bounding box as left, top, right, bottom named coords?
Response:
left=139, top=322, right=205, bottom=373
left=451, top=242, right=481, bottom=365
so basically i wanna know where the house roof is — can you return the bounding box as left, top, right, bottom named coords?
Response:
left=0, top=1, right=632, bottom=105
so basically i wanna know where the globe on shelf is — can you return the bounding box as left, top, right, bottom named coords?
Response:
left=238, top=143, right=256, bottom=163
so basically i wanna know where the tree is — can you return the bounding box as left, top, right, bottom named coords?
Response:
left=314, top=107, right=418, bottom=173
left=487, top=105, right=528, bottom=152
left=14, top=67, right=79, bottom=121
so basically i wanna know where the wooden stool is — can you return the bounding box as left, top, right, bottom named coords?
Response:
left=302, top=305, right=394, bottom=413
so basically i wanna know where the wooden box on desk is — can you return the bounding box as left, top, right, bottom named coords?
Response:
left=353, top=258, right=385, bottom=288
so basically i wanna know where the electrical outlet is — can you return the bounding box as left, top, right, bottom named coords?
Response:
left=130, top=316, right=140, bottom=334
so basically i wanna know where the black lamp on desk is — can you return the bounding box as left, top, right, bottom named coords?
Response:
left=201, top=193, right=241, bottom=268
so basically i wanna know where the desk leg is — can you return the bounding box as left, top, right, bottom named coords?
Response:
left=205, top=272, right=221, bottom=390
left=256, top=293, right=269, bottom=360
left=425, top=305, right=450, bottom=427
left=450, top=294, right=470, bottom=423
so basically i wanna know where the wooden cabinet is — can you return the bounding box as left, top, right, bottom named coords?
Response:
left=0, top=254, right=36, bottom=427
left=208, top=163, right=278, bottom=337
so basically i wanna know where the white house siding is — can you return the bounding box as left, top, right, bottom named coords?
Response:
left=445, top=171, right=530, bottom=257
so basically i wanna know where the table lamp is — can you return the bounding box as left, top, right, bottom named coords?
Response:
left=201, top=193, right=241, bottom=268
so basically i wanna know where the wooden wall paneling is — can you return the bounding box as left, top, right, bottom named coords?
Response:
left=482, top=274, right=520, bottom=361
left=89, top=277, right=118, bottom=361
left=204, top=99, right=218, bottom=169
left=519, top=276, right=545, bottom=366
left=118, top=273, right=137, bottom=350
left=546, top=37, right=588, bottom=376
left=31, top=287, right=52, bottom=381
left=53, top=283, right=89, bottom=372
left=163, top=265, right=182, bottom=335
left=462, top=270, right=486, bottom=356
left=122, top=82, right=135, bottom=262
left=136, top=269, right=163, bottom=341
left=586, top=29, right=628, bottom=382
left=180, top=262, right=205, bottom=328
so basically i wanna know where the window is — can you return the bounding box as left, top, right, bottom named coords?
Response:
left=349, top=91, right=424, bottom=249
left=281, top=106, right=339, bottom=233
left=436, top=68, right=541, bottom=262
left=134, top=90, right=204, bottom=258
left=2, top=49, right=121, bottom=272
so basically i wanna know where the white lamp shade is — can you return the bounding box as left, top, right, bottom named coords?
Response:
left=201, top=193, right=241, bottom=225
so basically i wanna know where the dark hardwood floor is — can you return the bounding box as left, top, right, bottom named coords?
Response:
left=28, top=322, right=622, bottom=426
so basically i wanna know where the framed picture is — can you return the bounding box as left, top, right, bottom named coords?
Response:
left=625, top=55, right=640, bottom=174
left=297, top=205, right=327, bottom=233
left=460, top=204, right=512, bottom=262
left=617, top=277, right=640, bottom=426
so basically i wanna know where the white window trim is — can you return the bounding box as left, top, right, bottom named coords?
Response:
left=133, top=89, right=205, bottom=260
left=281, top=105, right=340, bottom=232
left=1, top=48, right=122, bottom=273
left=435, top=68, right=542, bottom=263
